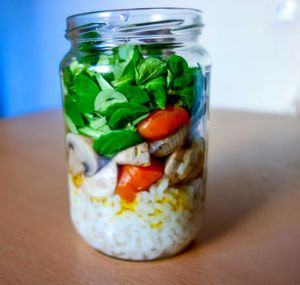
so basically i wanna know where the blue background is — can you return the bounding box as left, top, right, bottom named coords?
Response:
left=0, top=0, right=69, bottom=117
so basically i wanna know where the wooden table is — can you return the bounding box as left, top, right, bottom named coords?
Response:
left=0, top=110, right=299, bottom=285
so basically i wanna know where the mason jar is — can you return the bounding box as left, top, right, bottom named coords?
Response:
left=60, top=8, right=211, bottom=261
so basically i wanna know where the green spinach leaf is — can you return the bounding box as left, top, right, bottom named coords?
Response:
left=79, top=31, right=100, bottom=52
left=173, top=71, right=193, bottom=89
left=166, top=54, right=190, bottom=89
left=79, top=54, right=99, bottom=65
left=62, top=66, right=73, bottom=92
left=112, top=45, right=142, bottom=86
left=73, top=74, right=100, bottom=113
left=117, top=45, right=137, bottom=61
left=112, top=64, right=134, bottom=86
left=64, top=95, right=85, bottom=127
left=144, top=75, right=166, bottom=87
left=94, top=90, right=127, bottom=113
left=108, top=108, right=133, bottom=129
left=116, top=83, right=149, bottom=104
left=95, top=73, right=113, bottom=90
left=132, top=113, right=149, bottom=125
left=177, top=87, right=195, bottom=109
left=113, top=61, right=128, bottom=80
left=166, top=54, right=188, bottom=77
left=103, top=102, right=149, bottom=119
left=144, top=76, right=166, bottom=109
left=97, top=54, right=115, bottom=66
left=148, top=86, right=166, bottom=109
left=93, top=130, right=143, bottom=157
left=135, top=57, right=166, bottom=85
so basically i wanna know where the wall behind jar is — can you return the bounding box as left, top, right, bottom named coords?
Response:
left=0, top=0, right=299, bottom=117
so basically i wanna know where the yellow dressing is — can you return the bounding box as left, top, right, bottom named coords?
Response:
left=115, top=198, right=137, bottom=216
left=149, top=209, right=162, bottom=216
left=72, top=174, right=83, bottom=188
left=150, top=221, right=164, bottom=229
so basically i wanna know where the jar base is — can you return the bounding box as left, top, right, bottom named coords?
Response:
left=91, top=238, right=198, bottom=262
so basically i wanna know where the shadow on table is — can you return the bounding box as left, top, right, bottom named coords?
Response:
left=184, top=140, right=284, bottom=250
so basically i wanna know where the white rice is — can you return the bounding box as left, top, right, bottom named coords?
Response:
left=69, top=176, right=205, bottom=261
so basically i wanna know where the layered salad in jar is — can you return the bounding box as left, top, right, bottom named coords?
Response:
left=61, top=44, right=208, bottom=261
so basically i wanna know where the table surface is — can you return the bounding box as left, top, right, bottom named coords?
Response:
left=0, top=110, right=300, bottom=285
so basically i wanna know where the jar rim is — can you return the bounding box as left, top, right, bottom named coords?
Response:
left=66, top=7, right=203, bottom=44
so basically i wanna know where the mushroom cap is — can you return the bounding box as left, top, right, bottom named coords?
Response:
left=149, top=124, right=188, bottom=157
left=66, top=133, right=103, bottom=177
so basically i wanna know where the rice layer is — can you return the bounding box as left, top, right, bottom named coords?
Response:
left=69, top=176, right=205, bottom=260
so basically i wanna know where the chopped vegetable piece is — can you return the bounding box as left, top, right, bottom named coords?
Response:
left=137, top=106, right=190, bottom=140
left=113, top=143, right=150, bottom=166
left=116, top=159, right=164, bottom=201
left=115, top=184, right=136, bottom=203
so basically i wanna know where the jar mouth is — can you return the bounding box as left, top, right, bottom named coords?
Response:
left=66, top=7, right=203, bottom=46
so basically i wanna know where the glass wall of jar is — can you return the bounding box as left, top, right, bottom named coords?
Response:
left=60, top=8, right=211, bottom=261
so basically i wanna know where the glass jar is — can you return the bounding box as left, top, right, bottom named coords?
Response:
left=60, top=8, right=211, bottom=261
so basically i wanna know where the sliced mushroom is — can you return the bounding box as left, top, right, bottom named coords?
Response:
left=164, top=148, right=185, bottom=185
left=183, top=140, right=206, bottom=182
left=149, top=125, right=188, bottom=157
left=113, top=143, right=150, bottom=166
left=164, top=138, right=205, bottom=185
left=66, top=133, right=105, bottom=177
left=81, top=160, right=118, bottom=198
left=183, top=164, right=203, bottom=182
